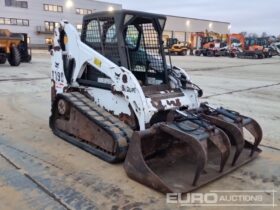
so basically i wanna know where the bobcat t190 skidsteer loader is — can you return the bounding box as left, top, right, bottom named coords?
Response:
left=49, top=10, right=262, bottom=193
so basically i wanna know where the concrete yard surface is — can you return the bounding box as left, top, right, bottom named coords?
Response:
left=0, top=51, right=279, bottom=210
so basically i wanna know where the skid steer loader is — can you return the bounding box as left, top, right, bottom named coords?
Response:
left=49, top=10, right=262, bottom=193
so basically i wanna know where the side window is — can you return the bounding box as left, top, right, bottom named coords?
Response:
left=83, top=17, right=121, bottom=65
left=105, top=24, right=117, bottom=43
left=79, top=65, right=112, bottom=88
left=125, top=25, right=140, bottom=49
left=85, top=20, right=100, bottom=43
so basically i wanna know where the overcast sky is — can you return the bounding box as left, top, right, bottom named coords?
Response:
left=107, top=0, right=280, bottom=36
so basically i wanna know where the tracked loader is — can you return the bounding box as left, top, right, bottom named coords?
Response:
left=49, top=10, right=262, bottom=193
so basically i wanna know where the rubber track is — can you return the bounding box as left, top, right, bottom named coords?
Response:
left=237, top=53, right=263, bottom=59
left=50, top=92, right=133, bottom=163
left=71, top=92, right=133, bottom=139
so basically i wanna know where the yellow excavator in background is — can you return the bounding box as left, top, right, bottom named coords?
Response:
left=163, top=35, right=188, bottom=55
left=0, top=29, right=31, bottom=66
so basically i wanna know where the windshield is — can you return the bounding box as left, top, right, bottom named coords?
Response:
left=231, top=38, right=240, bottom=44
left=256, top=38, right=267, bottom=46
left=245, top=38, right=257, bottom=46
left=82, top=14, right=168, bottom=86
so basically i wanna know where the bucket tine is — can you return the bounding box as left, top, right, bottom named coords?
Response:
left=208, top=129, right=231, bottom=172
left=192, top=140, right=207, bottom=186
left=124, top=126, right=174, bottom=193
left=202, top=114, right=244, bottom=166
left=232, top=135, right=244, bottom=166
left=243, top=118, right=263, bottom=156
left=160, top=124, right=207, bottom=186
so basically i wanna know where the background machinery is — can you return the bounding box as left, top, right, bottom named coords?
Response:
left=0, top=29, right=31, bottom=66
left=228, top=34, right=261, bottom=59
left=226, top=34, right=243, bottom=58
left=50, top=10, right=262, bottom=193
left=17, top=33, right=32, bottom=62
left=245, top=37, right=272, bottom=58
left=194, top=36, right=216, bottom=56
left=256, top=37, right=279, bottom=57
left=271, top=42, right=280, bottom=55
left=193, top=31, right=228, bottom=57
left=163, top=36, right=188, bottom=55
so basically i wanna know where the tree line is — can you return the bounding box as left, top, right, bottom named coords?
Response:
left=240, top=32, right=280, bottom=40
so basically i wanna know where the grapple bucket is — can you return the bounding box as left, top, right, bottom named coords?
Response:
left=124, top=109, right=262, bottom=193
left=200, top=103, right=263, bottom=165
left=124, top=119, right=236, bottom=193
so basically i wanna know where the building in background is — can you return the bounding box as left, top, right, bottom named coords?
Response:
left=0, top=0, right=230, bottom=48
left=164, top=15, right=230, bottom=48
left=0, top=0, right=122, bottom=47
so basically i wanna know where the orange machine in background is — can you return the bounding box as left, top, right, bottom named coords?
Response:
left=228, top=34, right=271, bottom=58
left=191, top=31, right=229, bottom=57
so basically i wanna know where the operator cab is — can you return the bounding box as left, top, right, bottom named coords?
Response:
left=201, top=37, right=214, bottom=44
left=245, top=38, right=258, bottom=47
left=256, top=38, right=269, bottom=47
left=81, top=10, right=168, bottom=86
left=166, top=38, right=179, bottom=48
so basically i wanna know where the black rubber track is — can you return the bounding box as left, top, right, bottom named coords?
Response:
left=49, top=92, right=133, bottom=163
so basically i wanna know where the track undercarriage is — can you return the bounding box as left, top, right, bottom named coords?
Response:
left=50, top=91, right=262, bottom=193
left=50, top=92, right=133, bottom=163
left=237, top=50, right=265, bottom=59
